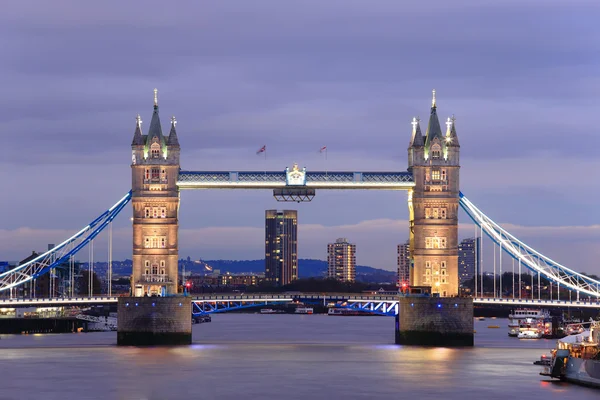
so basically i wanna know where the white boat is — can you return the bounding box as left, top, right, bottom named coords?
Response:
left=508, top=308, right=549, bottom=337
left=541, top=320, right=600, bottom=388
left=260, top=309, right=283, bottom=314
left=295, top=307, right=313, bottom=314
left=518, top=329, right=543, bottom=339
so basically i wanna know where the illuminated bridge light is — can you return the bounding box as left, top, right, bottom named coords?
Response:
left=437, top=304, right=442, bottom=308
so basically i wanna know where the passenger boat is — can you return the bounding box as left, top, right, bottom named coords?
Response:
left=294, top=307, right=313, bottom=314
left=260, top=309, right=282, bottom=314
left=508, top=309, right=549, bottom=337
left=327, top=308, right=370, bottom=316
left=541, top=320, right=600, bottom=388
left=518, top=329, right=543, bottom=339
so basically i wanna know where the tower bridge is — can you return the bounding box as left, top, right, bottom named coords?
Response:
left=2, top=90, right=599, bottom=312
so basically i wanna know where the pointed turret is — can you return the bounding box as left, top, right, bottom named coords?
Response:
left=446, top=115, right=459, bottom=147
left=145, top=88, right=167, bottom=156
left=424, top=89, right=444, bottom=152
left=131, top=114, right=144, bottom=146
left=168, top=115, right=180, bottom=148
left=408, top=117, right=424, bottom=148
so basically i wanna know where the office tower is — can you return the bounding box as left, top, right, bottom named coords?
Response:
left=327, top=238, right=356, bottom=282
left=265, top=210, right=298, bottom=285
left=397, top=240, right=410, bottom=288
left=458, top=238, right=479, bottom=283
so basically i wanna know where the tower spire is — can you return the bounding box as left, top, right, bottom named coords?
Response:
left=432, top=89, right=436, bottom=108
left=131, top=113, right=144, bottom=146
left=168, top=115, right=180, bottom=147
left=154, top=88, right=158, bottom=108
left=409, top=116, right=423, bottom=148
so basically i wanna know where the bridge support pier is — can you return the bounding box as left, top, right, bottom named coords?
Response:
left=395, top=296, right=473, bottom=347
left=117, top=297, right=191, bottom=346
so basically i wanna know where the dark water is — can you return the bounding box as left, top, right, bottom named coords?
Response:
left=0, top=315, right=597, bottom=400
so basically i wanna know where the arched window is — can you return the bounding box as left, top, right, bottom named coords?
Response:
left=150, top=140, right=161, bottom=159
left=431, top=143, right=441, bottom=159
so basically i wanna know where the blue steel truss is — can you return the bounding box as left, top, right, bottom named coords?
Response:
left=0, top=192, right=132, bottom=292
left=192, top=299, right=292, bottom=315
left=177, top=170, right=414, bottom=189
left=459, top=192, right=600, bottom=298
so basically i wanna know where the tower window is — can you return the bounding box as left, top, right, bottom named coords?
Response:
left=431, top=144, right=442, bottom=159
left=426, top=237, right=447, bottom=249
left=440, top=208, right=447, bottom=219
left=150, top=142, right=161, bottom=159
left=441, top=169, right=447, bottom=181
left=431, top=170, right=441, bottom=180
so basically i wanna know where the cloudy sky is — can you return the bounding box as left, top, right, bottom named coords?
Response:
left=1, top=0, right=599, bottom=274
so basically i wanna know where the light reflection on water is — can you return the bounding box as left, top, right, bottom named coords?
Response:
left=0, top=316, right=597, bottom=400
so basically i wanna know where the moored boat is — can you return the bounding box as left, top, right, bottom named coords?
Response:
left=327, top=308, right=370, bottom=316
left=541, top=320, right=600, bottom=388
left=508, top=309, right=549, bottom=337
left=295, top=307, right=313, bottom=314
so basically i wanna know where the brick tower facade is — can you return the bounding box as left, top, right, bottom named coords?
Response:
left=407, top=91, right=460, bottom=296
left=130, top=89, right=180, bottom=296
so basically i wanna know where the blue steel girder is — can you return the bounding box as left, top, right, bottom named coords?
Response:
left=459, top=192, right=600, bottom=298
left=342, top=300, right=399, bottom=316
left=192, top=299, right=292, bottom=314
left=177, top=170, right=414, bottom=190
left=0, top=192, right=132, bottom=292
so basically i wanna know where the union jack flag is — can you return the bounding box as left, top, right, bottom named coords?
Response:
left=319, top=146, right=327, bottom=153
left=256, top=145, right=266, bottom=155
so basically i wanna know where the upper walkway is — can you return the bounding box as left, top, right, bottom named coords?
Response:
left=177, top=171, right=414, bottom=190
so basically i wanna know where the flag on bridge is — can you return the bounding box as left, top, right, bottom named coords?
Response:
left=256, top=145, right=266, bottom=155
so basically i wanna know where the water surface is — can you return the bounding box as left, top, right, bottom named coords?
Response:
left=0, top=315, right=596, bottom=400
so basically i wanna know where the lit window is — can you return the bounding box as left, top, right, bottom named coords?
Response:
left=432, top=208, right=439, bottom=219
left=432, top=170, right=441, bottom=180
left=151, top=168, right=160, bottom=180
left=425, top=208, right=431, bottom=219
left=426, top=238, right=432, bottom=248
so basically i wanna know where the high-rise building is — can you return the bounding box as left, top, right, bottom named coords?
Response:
left=458, top=238, right=479, bottom=284
left=397, top=240, right=410, bottom=287
left=327, top=238, right=356, bottom=282
left=265, top=210, right=298, bottom=286
left=407, top=91, right=460, bottom=297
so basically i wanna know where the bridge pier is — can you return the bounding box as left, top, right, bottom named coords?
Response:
left=117, top=297, right=191, bottom=346
left=395, top=296, right=473, bottom=347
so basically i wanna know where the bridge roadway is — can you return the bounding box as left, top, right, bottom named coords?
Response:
left=1, top=294, right=600, bottom=310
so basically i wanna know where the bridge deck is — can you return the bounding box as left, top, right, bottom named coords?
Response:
left=177, top=171, right=414, bottom=190
left=2, top=294, right=599, bottom=309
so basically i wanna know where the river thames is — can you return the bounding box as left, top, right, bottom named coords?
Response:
left=0, top=315, right=597, bottom=400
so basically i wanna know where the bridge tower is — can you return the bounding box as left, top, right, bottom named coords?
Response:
left=130, top=89, right=181, bottom=296
left=407, top=90, right=460, bottom=296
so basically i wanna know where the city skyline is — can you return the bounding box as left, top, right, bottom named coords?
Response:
left=1, top=1, right=599, bottom=275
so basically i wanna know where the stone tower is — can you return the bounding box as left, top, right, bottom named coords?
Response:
left=407, top=90, right=460, bottom=296
left=130, top=89, right=180, bottom=296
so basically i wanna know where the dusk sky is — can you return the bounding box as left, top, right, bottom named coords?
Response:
left=1, top=1, right=599, bottom=274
